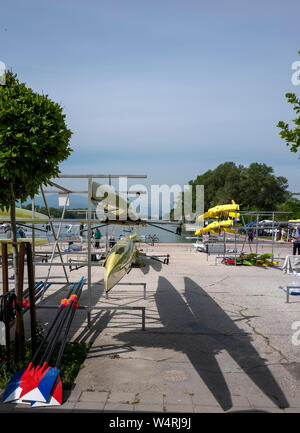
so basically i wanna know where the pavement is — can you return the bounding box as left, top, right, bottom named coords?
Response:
left=1, top=240, right=300, bottom=413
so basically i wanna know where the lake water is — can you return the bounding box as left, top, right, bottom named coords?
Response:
left=0, top=223, right=196, bottom=244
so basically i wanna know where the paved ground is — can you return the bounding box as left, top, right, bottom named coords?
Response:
left=1, top=240, right=300, bottom=413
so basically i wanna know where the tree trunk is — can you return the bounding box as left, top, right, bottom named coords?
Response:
left=10, top=183, right=25, bottom=363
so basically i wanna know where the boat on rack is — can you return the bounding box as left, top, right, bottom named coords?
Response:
left=103, top=233, right=136, bottom=293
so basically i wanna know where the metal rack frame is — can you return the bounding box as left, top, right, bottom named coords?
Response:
left=1, top=173, right=148, bottom=329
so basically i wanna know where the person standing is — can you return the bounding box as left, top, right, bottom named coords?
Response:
left=17, top=226, right=26, bottom=238
left=94, top=228, right=101, bottom=248
left=1, top=223, right=11, bottom=239
left=248, top=229, right=254, bottom=242
left=79, top=223, right=84, bottom=243
left=292, top=225, right=300, bottom=255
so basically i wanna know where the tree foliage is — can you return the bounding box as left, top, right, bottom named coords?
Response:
left=0, top=71, right=72, bottom=207
left=275, top=198, right=300, bottom=221
left=23, top=204, right=85, bottom=219
left=0, top=70, right=72, bottom=300
left=277, top=51, right=300, bottom=156
left=277, top=93, right=300, bottom=155
left=188, top=162, right=290, bottom=212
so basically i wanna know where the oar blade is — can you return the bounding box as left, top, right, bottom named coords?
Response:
left=30, top=373, right=63, bottom=407
left=18, top=362, right=47, bottom=401
left=21, top=366, right=59, bottom=403
left=2, top=369, right=25, bottom=403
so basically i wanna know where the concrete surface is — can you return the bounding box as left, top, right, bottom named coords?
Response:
left=1, top=240, right=300, bottom=413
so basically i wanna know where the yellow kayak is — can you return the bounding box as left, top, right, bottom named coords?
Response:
left=195, top=219, right=237, bottom=235
left=103, top=233, right=137, bottom=293
left=198, top=201, right=240, bottom=221
left=0, top=207, right=47, bottom=222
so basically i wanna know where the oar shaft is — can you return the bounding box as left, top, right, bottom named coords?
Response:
left=55, top=279, right=84, bottom=368
left=41, top=279, right=82, bottom=364
left=31, top=283, right=76, bottom=364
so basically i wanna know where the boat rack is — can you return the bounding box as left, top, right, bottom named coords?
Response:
left=1, top=174, right=149, bottom=331
left=197, top=210, right=293, bottom=263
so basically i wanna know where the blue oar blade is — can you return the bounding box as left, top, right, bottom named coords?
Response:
left=2, top=369, right=25, bottom=403
left=21, top=366, right=59, bottom=403
left=30, top=374, right=63, bottom=407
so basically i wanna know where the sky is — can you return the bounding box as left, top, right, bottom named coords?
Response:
left=1, top=0, right=300, bottom=196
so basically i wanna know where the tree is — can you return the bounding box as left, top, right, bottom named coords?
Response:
left=0, top=71, right=72, bottom=292
left=277, top=51, right=300, bottom=156
left=275, top=198, right=300, bottom=221
left=239, top=163, right=289, bottom=211
left=186, top=162, right=289, bottom=212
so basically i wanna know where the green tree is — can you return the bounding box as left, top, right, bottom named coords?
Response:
left=186, top=162, right=289, bottom=213
left=277, top=51, right=300, bottom=156
left=0, top=71, right=72, bottom=289
left=188, top=162, right=243, bottom=211
left=275, top=198, right=300, bottom=221
left=239, top=163, right=289, bottom=211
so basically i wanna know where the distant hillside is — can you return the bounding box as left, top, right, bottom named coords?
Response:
left=20, top=195, right=162, bottom=218
left=20, top=194, right=88, bottom=209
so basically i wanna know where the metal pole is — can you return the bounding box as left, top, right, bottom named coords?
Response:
left=31, top=197, right=36, bottom=282
left=87, top=177, right=92, bottom=328
left=26, top=242, right=37, bottom=356
left=43, top=191, right=69, bottom=286
left=106, top=176, right=111, bottom=256
left=40, top=186, right=69, bottom=288
left=271, top=211, right=275, bottom=257
left=255, top=214, right=259, bottom=254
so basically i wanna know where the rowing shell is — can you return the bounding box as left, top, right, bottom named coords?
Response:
left=104, top=237, right=136, bottom=293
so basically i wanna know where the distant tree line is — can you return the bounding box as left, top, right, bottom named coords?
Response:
left=178, top=162, right=300, bottom=221
left=22, top=204, right=88, bottom=220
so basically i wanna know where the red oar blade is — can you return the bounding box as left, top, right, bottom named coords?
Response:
left=30, top=373, right=63, bottom=407
left=19, top=362, right=50, bottom=402
left=20, top=364, right=59, bottom=403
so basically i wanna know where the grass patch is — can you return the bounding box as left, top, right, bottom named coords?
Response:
left=50, top=341, right=91, bottom=389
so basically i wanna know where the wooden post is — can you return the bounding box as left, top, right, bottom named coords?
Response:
left=26, top=242, right=37, bottom=356
left=1, top=243, right=10, bottom=368
left=15, top=243, right=25, bottom=363
left=1, top=243, right=8, bottom=295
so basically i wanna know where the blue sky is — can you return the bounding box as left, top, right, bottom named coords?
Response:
left=1, top=0, right=300, bottom=194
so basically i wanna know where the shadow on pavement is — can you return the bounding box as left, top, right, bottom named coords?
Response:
left=116, top=276, right=289, bottom=412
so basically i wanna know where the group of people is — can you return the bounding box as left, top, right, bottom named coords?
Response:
left=247, top=225, right=300, bottom=255
left=79, top=224, right=100, bottom=245
left=1, top=223, right=26, bottom=239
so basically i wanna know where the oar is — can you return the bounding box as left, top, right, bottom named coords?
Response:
left=22, top=281, right=43, bottom=302
left=31, top=280, right=84, bottom=406
left=20, top=278, right=83, bottom=403
left=18, top=290, right=79, bottom=402
left=2, top=283, right=76, bottom=403
left=22, top=282, right=52, bottom=313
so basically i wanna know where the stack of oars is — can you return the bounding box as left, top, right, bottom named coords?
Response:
left=3, top=277, right=84, bottom=406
